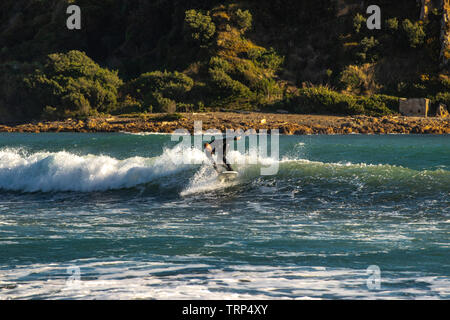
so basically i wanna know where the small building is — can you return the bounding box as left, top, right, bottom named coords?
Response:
left=399, top=98, right=430, bottom=117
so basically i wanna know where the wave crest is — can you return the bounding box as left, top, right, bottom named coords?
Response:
left=0, top=146, right=448, bottom=193
left=0, top=147, right=205, bottom=192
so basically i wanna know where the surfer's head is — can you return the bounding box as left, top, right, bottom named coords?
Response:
left=204, top=143, right=212, bottom=152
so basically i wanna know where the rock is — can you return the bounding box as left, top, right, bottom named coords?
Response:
left=294, top=126, right=313, bottom=135
left=325, top=127, right=334, bottom=134
left=344, top=127, right=353, bottom=134
left=436, top=104, right=449, bottom=118
left=312, top=125, right=330, bottom=134
left=411, top=126, right=420, bottom=134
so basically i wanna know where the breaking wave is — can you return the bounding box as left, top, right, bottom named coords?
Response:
left=0, top=146, right=448, bottom=193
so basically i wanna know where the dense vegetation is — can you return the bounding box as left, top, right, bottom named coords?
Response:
left=0, top=0, right=448, bottom=121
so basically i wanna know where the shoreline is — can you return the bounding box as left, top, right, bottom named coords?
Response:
left=0, top=112, right=449, bottom=135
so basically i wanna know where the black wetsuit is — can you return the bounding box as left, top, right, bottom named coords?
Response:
left=207, top=138, right=233, bottom=172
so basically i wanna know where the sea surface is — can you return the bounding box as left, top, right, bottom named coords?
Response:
left=0, top=133, right=448, bottom=299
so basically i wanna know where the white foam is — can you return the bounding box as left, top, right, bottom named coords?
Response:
left=1, top=144, right=446, bottom=193
left=180, top=165, right=223, bottom=196
left=0, top=146, right=206, bottom=192
left=0, top=144, right=281, bottom=193
left=1, top=260, right=448, bottom=300
left=179, top=147, right=284, bottom=196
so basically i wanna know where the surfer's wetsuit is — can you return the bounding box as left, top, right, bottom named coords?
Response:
left=205, top=138, right=234, bottom=172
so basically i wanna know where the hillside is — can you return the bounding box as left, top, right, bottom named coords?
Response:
left=0, top=0, right=449, bottom=122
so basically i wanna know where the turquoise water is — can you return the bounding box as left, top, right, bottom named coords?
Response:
left=0, top=133, right=448, bottom=299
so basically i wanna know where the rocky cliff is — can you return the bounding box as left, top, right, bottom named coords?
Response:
left=441, top=0, right=450, bottom=68
left=418, top=0, right=449, bottom=69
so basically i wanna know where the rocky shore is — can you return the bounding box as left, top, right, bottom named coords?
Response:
left=0, top=112, right=449, bottom=135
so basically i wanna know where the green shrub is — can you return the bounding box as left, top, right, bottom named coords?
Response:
left=207, top=55, right=257, bottom=106
left=356, top=36, right=379, bottom=63
left=438, top=74, right=450, bottom=90
left=340, top=66, right=363, bottom=91
left=208, top=66, right=253, bottom=105
left=279, top=87, right=363, bottom=115
left=131, top=71, right=194, bottom=99
left=204, top=46, right=283, bottom=107
left=61, top=92, right=91, bottom=116
left=147, top=92, right=177, bottom=113
left=402, top=19, right=425, bottom=48
left=247, top=47, right=284, bottom=72
left=386, top=18, right=399, bottom=32
left=151, top=113, right=185, bottom=122
left=253, top=77, right=282, bottom=103
left=339, top=64, right=380, bottom=95
left=23, top=50, right=122, bottom=119
left=234, top=9, right=252, bottom=33
left=184, top=9, right=216, bottom=46
left=116, top=95, right=144, bottom=114
left=434, top=92, right=450, bottom=107
left=273, top=87, right=397, bottom=116
left=125, top=70, right=194, bottom=113
left=353, top=13, right=366, bottom=34
left=372, top=94, right=399, bottom=112
left=357, top=95, right=397, bottom=116
left=209, top=56, right=233, bottom=73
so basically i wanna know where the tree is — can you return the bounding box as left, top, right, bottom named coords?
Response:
left=353, top=13, right=366, bottom=34
left=402, top=19, right=425, bottom=48
left=386, top=18, right=399, bottom=32
left=339, top=64, right=381, bottom=95
left=125, top=71, right=194, bottom=112
left=184, top=9, right=216, bottom=46
left=234, top=9, right=252, bottom=33
left=24, top=50, right=122, bottom=118
left=355, top=36, right=379, bottom=63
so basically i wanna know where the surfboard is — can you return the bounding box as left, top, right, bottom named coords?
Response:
left=218, top=171, right=238, bottom=182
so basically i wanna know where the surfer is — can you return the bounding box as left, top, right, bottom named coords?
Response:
left=204, top=136, right=241, bottom=172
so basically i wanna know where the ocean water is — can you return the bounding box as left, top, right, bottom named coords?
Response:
left=0, top=132, right=448, bottom=299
